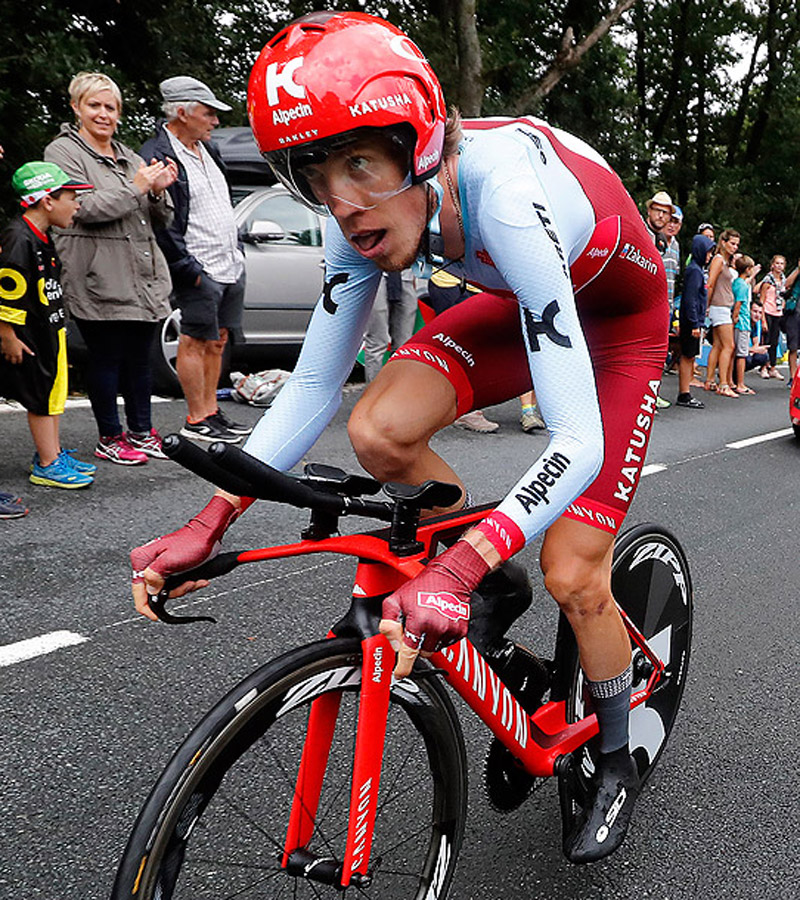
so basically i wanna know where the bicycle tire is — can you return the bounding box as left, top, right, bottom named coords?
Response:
left=558, top=524, right=693, bottom=808
left=112, top=637, right=468, bottom=900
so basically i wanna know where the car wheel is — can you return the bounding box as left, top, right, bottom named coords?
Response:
left=151, top=310, right=183, bottom=397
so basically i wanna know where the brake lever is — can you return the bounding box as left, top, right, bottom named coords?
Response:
left=149, top=589, right=217, bottom=626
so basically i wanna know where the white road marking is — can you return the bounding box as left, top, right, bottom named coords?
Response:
left=726, top=428, right=794, bottom=449
left=641, top=464, right=667, bottom=476
left=0, top=630, right=88, bottom=667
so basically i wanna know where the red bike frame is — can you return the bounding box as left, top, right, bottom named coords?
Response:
left=234, top=506, right=664, bottom=890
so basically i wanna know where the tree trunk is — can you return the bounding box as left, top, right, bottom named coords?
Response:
left=725, top=32, right=763, bottom=167
left=453, top=0, right=483, bottom=115
left=512, top=0, right=638, bottom=113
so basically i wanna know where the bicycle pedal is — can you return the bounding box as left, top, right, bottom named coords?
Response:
left=484, top=738, right=544, bottom=812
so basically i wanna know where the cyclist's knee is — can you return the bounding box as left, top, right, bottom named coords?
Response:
left=542, top=554, right=613, bottom=620
left=348, top=402, right=416, bottom=481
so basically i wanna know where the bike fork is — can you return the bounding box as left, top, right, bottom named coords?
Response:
left=282, top=633, right=393, bottom=890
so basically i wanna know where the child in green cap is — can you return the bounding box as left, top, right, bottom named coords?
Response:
left=0, top=160, right=97, bottom=489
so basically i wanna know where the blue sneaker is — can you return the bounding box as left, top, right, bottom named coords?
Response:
left=0, top=491, right=28, bottom=518
left=61, top=448, right=98, bottom=475
left=30, top=456, right=94, bottom=489
left=31, top=449, right=97, bottom=476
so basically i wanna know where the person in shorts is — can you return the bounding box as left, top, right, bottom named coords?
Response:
left=140, top=76, right=250, bottom=443
left=732, top=255, right=759, bottom=394
left=0, top=162, right=96, bottom=489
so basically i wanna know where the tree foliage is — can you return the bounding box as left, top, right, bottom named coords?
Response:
left=1, top=0, right=798, bottom=260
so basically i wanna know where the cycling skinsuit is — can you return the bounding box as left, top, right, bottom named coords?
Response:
left=244, top=117, right=668, bottom=560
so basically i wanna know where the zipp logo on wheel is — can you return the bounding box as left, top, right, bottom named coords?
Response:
left=417, top=591, right=469, bottom=622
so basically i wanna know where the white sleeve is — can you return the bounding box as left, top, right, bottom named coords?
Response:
left=243, top=222, right=381, bottom=471
left=478, top=175, right=604, bottom=545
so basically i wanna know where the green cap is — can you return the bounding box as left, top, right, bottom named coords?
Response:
left=12, top=161, right=93, bottom=207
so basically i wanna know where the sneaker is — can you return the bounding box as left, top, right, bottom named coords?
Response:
left=655, top=395, right=671, bottom=409
left=563, top=749, right=640, bottom=864
left=30, top=457, right=93, bottom=489
left=31, top=450, right=97, bottom=476
left=210, top=407, right=252, bottom=435
left=95, top=434, right=148, bottom=466
left=760, top=368, right=770, bottom=379
left=520, top=407, right=546, bottom=432
left=454, top=410, right=500, bottom=433
left=180, top=416, right=242, bottom=443
left=62, top=449, right=98, bottom=474
left=0, top=491, right=28, bottom=518
left=675, top=395, right=705, bottom=409
left=769, top=368, right=785, bottom=380
left=126, top=428, right=168, bottom=459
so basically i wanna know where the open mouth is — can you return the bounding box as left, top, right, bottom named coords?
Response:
left=350, top=230, right=386, bottom=254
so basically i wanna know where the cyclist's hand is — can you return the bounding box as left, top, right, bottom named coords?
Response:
left=130, top=495, right=240, bottom=621
left=380, top=540, right=490, bottom=678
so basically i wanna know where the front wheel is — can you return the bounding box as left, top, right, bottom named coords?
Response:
left=112, top=637, right=468, bottom=899
left=558, top=525, right=693, bottom=816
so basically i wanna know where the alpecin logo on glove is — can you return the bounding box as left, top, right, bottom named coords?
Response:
left=417, top=591, right=469, bottom=621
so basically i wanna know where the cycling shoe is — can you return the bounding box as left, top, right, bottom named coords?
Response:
left=563, top=748, right=640, bottom=864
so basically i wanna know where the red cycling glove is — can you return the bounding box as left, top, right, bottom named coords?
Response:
left=382, top=540, right=490, bottom=653
left=130, top=495, right=240, bottom=584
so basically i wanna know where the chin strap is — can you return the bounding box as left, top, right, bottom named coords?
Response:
left=413, top=176, right=445, bottom=279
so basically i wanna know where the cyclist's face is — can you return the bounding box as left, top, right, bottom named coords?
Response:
left=301, top=137, right=427, bottom=270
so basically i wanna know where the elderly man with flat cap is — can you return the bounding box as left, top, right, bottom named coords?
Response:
left=140, top=76, right=250, bottom=443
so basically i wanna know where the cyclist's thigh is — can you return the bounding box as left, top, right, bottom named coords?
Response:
left=352, top=355, right=459, bottom=440
left=564, top=222, right=669, bottom=537
left=386, top=291, right=532, bottom=417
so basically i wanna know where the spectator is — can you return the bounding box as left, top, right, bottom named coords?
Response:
left=758, top=255, right=787, bottom=380
left=697, top=222, right=715, bottom=241
left=140, top=76, right=250, bottom=443
left=363, top=270, right=417, bottom=382
left=747, top=301, right=770, bottom=373
left=704, top=228, right=740, bottom=397
left=783, top=258, right=800, bottom=381
left=643, top=190, right=674, bottom=254
left=663, top=206, right=683, bottom=311
left=643, top=190, right=674, bottom=408
left=0, top=142, right=29, bottom=518
left=45, top=72, right=176, bottom=465
left=732, top=254, right=758, bottom=394
left=676, top=233, right=714, bottom=408
left=0, top=161, right=95, bottom=489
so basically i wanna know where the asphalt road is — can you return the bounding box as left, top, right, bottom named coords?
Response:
left=1, top=369, right=798, bottom=899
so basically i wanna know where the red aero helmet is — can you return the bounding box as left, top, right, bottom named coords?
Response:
left=248, top=11, right=446, bottom=183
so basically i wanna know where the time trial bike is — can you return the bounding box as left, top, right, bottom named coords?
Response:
left=112, top=434, right=692, bottom=899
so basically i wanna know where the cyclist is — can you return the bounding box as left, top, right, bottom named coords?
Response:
left=130, top=11, right=668, bottom=864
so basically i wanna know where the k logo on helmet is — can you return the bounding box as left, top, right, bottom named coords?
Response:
left=266, top=58, right=306, bottom=106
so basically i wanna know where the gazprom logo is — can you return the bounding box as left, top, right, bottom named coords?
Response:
left=266, top=57, right=306, bottom=107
